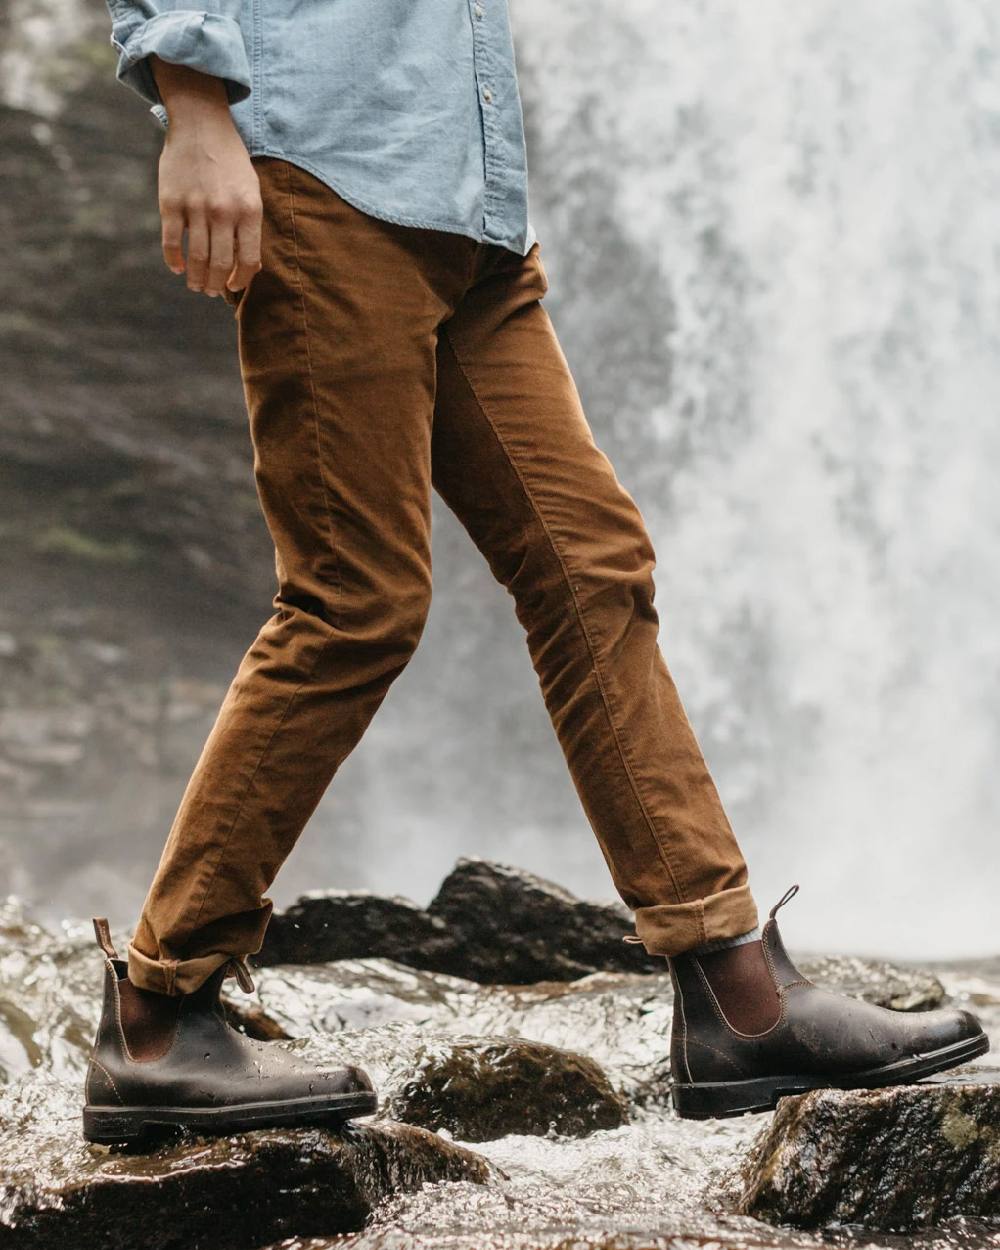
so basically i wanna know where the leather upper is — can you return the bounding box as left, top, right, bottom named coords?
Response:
left=86, top=957, right=372, bottom=1109
left=669, top=915, right=982, bottom=1084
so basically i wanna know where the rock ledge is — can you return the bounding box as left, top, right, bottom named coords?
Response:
left=0, top=1072, right=494, bottom=1250
left=736, top=1079, right=1000, bottom=1230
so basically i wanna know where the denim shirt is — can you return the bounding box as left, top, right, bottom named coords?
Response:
left=104, top=0, right=536, bottom=256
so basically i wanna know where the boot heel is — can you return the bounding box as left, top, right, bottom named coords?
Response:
left=82, top=1107, right=148, bottom=1144
left=671, top=1075, right=798, bottom=1120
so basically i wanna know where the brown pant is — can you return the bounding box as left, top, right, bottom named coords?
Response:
left=129, top=156, right=758, bottom=995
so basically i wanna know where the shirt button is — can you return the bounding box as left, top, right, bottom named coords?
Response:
left=482, top=86, right=493, bottom=102
left=474, top=3, right=484, bottom=16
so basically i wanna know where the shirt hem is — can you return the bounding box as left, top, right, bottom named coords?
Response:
left=251, top=147, right=535, bottom=257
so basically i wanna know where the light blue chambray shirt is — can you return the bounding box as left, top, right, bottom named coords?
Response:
left=104, top=0, right=536, bottom=256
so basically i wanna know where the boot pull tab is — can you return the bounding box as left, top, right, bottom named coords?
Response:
left=768, top=883, right=800, bottom=921
left=92, top=917, right=119, bottom=960
left=226, top=956, right=256, bottom=994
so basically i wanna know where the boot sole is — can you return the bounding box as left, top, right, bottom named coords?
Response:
left=82, top=1089, right=378, bottom=1144
left=672, top=1030, right=991, bottom=1120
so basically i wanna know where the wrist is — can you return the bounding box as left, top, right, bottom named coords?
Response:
left=150, top=55, right=233, bottom=127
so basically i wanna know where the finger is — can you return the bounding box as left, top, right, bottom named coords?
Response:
left=229, top=199, right=263, bottom=291
left=204, top=204, right=236, bottom=297
left=185, top=205, right=210, bottom=292
left=161, top=199, right=186, bottom=275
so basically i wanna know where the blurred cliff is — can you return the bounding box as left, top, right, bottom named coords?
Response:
left=1, top=0, right=998, bottom=956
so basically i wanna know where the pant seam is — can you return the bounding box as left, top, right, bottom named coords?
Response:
left=439, top=326, right=687, bottom=906
left=182, top=162, right=341, bottom=945
left=284, top=159, right=344, bottom=625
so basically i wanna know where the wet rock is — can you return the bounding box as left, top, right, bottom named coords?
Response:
left=257, top=891, right=454, bottom=969
left=425, top=859, right=664, bottom=982
left=257, top=859, right=662, bottom=982
left=389, top=1036, right=627, bottom=1141
left=295, top=1027, right=628, bottom=1142
left=0, top=1071, right=494, bottom=1250
left=736, top=1081, right=1000, bottom=1230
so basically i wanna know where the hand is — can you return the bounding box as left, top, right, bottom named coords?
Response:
left=151, top=56, right=263, bottom=299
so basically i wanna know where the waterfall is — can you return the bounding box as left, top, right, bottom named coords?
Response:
left=513, top=0, right=1000, bottom=956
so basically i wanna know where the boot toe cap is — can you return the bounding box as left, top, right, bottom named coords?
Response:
left=909, top=1005, right=986, bottom=1056
left=941, top=1006, right=986, bottom=1047
left=317, top=1063, right=375, bottom=1096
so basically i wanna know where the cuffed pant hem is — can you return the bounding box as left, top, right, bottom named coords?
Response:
left=633, top=883, right=760, bottom=958
left=126, top=942, right=233, bottom=997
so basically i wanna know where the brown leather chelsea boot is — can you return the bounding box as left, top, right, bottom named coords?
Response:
left=668, top=885, right=989, bottom=1119
left=82, top=919, right=377, bottom=1144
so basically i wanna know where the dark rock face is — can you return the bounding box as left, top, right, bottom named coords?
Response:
left=257, top=891, right=455, bottom=970
left=0, top=1072, right=493, bottom=1250
left=736, top=1082, right=1000, bottom=1230
left=257, top=858, right=664, bottom=982
left=426, top=858, right=663, bottom=982
left=297, top=1030, right=628, bottom=1141
left=387, top=1036, right=627, bottom=1140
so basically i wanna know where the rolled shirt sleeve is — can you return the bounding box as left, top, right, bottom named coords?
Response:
left=105, top=1, right=251, bottom=129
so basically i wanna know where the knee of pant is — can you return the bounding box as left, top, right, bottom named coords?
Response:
left=394, top=584, right=433, bottom=654
left=277, top=573, right=432, bottom=656
left=578, top=562, right=659, bottom=633
left=357, top=578, right=433, bottom=658
left=572, top=517, right=658, bottom=618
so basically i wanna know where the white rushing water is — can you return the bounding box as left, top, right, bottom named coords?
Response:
left=508, top=0, right=1000, bottom=958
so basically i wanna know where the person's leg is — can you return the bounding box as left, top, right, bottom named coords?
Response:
left=431, top=241, right=757, bottom=957
left=127, top=157, right=474, bottom=996
left=430, top=240, right=987, bottom=1117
